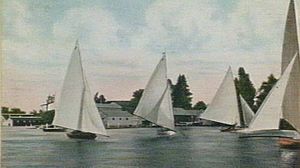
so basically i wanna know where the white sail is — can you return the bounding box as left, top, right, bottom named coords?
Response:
left=53, top=41, right=107, bottom=136
left=239, top=95, right=254, bottom=127
left=281, top=0, right=300, bottom=132
left=80, top=78, right=108, bottom=135
left=281, top=0, right=299, bottom=74
left=156, top=82, right=175, bottom=131
left=247, top=54, right=298, bottom=131
left=282, top=52, right=300, bottom=131
left=133, top=54, right=175, bottom=131
left=201, top=67, right=240, bottom=126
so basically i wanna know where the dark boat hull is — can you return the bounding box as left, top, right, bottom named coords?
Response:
left=66, top=130, right=97, bottom=140
left=220, top=127, right=241, bottom=132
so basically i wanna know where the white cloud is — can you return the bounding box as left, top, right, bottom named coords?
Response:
left=3, top=0, right=299, bottom=111
left=52, top=6, right=121, bottom=50
left=3, top=0, right=39, bottom=39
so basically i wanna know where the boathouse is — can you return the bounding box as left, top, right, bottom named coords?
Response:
left=96, top=102, right=142, bottom=128
left=173, top=108, right=203, bottom=126
left=2, top=114, right=42, bottom=126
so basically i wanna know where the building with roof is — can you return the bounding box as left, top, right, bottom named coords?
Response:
left=96, top=102, right=142, bottom=128
left=2, top=114, right=42, bottom=126
left=173, top=108, right=203, bottom=126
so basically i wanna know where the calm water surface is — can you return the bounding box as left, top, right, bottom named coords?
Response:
left=2, top=127, right=300, bottom=168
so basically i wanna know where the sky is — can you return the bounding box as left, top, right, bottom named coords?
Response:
left=2, top=0, right=300, bottom=111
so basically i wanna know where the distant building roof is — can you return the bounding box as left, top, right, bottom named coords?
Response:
left=173, top=108, right=202, bottom=116
left=107, top=100, right=130, bottom=107
left=9, top=116, right=42, bottom=119
left=96, top=102, right=122, bottom=109
left=97, top=102, right=135, bottom=118
left=2, top=113, right=35, bottom=116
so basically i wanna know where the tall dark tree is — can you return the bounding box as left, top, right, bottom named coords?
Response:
left=235, top=67, right=256, bottom=110
left=193, top=101, right=207, bottom=110
left=124, top=89, right=144, bottom=113
left=254, top=74, right=278, bottom=112
left=171, top=74, right=193, bottom=109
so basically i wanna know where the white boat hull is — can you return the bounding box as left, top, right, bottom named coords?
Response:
left=157, top=128, right=176, bottom=136
left=237, top=129, right=299, bottom=138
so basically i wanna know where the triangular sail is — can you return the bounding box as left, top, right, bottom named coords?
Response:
left=53, top=41, right=107, bottom=136
left=248, top=54, right=298, bottom=131
left=282, top=53, right=300, bottom=131
left=156, top=82, right=175, bottom=131
left=80, top=78, right=107, bottom=136
left=53, top=42, right=84, bottom=130
left=281, top=0, right=300, bottom=132
left=239, top=95, right=254, bottom=127
left=201, top=67, right=240, bottom=126
left=133, top=55, right=175, bottom=131
left=281, top=0, right=299, bottom=74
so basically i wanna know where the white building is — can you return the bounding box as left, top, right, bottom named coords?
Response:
left=96, top=102, right=142, bottom=128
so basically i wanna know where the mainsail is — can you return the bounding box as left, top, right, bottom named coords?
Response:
left=281, top=0, right=300, bottom=132
left=201, top=67, right=240, bottom=126
left=53, top=41, right=107, bottom=136
left=281, top=0, right=299, bottom=73
left=247, top=54, right=298, bottom=131
left=133, top=54, right=175, bottom=131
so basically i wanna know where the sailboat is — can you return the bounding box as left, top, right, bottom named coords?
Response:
left=238, top=53, right=299, bottom=138
left=278, top=0, right=300, bottom=147
left=133, top=52, right=176, bottom=136
left=237, top=0, right=300, bottom=141
left=52, top=41, right=108, bottom=140
left=200, top=67, right=254, bottom=131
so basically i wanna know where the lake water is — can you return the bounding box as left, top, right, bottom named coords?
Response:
left=2, top=127, right=300, bottom=168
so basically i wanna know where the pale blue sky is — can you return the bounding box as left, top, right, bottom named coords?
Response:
left=2, top=0, right=299, bottom=111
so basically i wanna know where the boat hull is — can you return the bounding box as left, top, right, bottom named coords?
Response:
left=43, top=128, right=66, bottom=132
left=157, top=128, right=176, bottom=136
left=238, top=129, right=298, bottom=138
left=220, top=127, right=242, bottom=132
left=66, top=130, right=97, bottom=140
left=43, top=125, right=66, bottom=132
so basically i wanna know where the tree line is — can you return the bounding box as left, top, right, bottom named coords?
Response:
left=121, top=67, right=278, bottom=114
left=1, top=67, right=278, bottom=121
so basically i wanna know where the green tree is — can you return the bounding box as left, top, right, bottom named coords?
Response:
left=10, top=108, right=26, bottom=114
left=172, top=74, right=193, bottom=109
left=193, top=101, right=207, bottom=110
left=124, top=89, right=144, bottom=113
left=1, top=107, right=9, bottom=113
left=235, top=67, right=256, bottom=110
left=40, top=110, right=55, bottom=124
left=94, top=92, right=106, bottom=103
left=254, top=74, right=278, bottom=112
